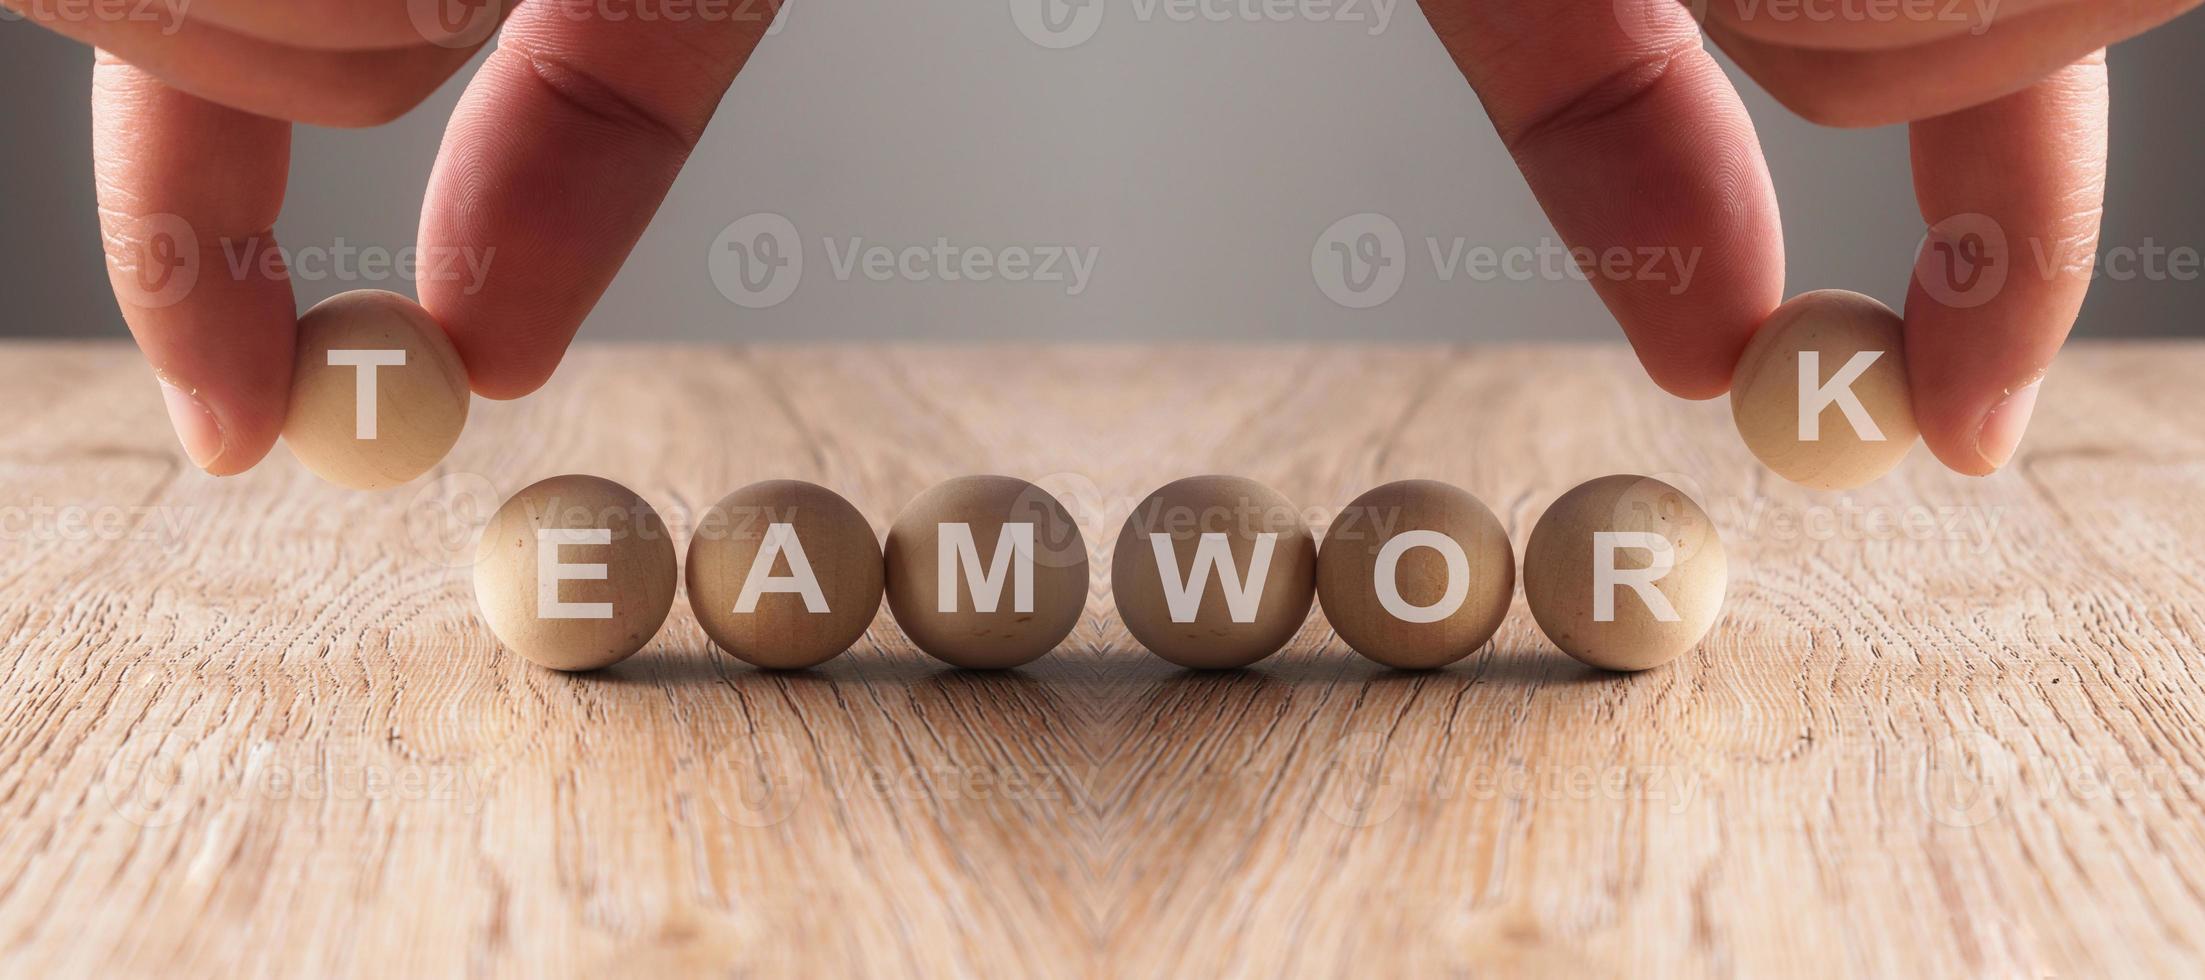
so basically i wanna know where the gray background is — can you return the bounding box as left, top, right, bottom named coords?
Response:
left=3, top=4, right=2201, bottom=342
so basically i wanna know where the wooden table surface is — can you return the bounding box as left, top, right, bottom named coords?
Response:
left=3, top=341, right=2203, bottom=977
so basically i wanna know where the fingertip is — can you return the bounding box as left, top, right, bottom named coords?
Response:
left=1911, top=370, right=2045, bottom=478
left=158, top=375, right=283, bottom=477
left=414, top=282, right=568, bottom=401
left=1627, top=324, right=1747, bottom=401
left=463, top=358, right=561, bottom=402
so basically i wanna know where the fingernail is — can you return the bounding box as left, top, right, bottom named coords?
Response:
left=159, top=381, right=225, bottom=472
left=1974, top=382, right=2041, bottom=473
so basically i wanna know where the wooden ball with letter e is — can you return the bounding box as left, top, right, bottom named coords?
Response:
left=473, top=474, right=678, bottom=672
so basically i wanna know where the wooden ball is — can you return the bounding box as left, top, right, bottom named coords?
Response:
left=1316, top=480, right=1515, bottom=669
left=284, top=289, right=470, bottom=490
left=1522, top=475, right=1725, bottom=672
left=473, top=475, right=678, bottom=672
left=1732, top=289, right=1917, bottom=491
left=1112, top=476, right=1316, bottom=670
left=687, top=480, right=883, bottom=670
left=883, top=475, right=1088, bottom=669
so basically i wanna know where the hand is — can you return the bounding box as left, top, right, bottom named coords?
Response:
left=1420, top=0, right=2198, bottom=475
left=8, top=0, right=779, bottom=474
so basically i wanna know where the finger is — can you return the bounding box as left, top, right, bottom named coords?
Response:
left=1902, top=54, right=2108, bottom=475
left=5, top=0, right=480, bottom=126
left=94, top=55, right=297, bottom=475
left=1424, top=0, right=1784, bottom=399
left=1711, top=0, right=2197, bottom=126
left=419, top=3, right=779, bottom=399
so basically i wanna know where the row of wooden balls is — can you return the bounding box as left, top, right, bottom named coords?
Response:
left=473, top=472, right=1727, bottom=675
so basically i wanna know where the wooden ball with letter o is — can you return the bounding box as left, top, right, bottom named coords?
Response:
left=687, top=480, right=884, bottom=670
left=884, top=475, right=1089, bottom=670
left=1316, top=479, right=1514, bottom=669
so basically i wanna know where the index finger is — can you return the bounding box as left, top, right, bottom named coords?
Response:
left=93, top=55, right=297, bottom=475
left=1423, top=0, right=1786, bottom=399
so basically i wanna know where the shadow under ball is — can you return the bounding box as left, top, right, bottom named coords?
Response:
left=687, top=480, right=884, bottom=670
left=1112, top=475, right=1317, bottom=670
left=884, top=475, right=1089, bottom=669
left=474, top=474, right=678, bottom=672
left=1522, top=475, right=1726, bottom=672
left=1316, top=480, right=1515, bottom=670
left=1731, top=289, right=1918, bottom=491
left=283, top=289, right=470, bottom=490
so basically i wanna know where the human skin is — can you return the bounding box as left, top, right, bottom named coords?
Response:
left=7, top=0, right=2198, bottom=476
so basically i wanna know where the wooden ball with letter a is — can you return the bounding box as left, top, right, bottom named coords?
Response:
left=687, top=480, right=884, bottom=670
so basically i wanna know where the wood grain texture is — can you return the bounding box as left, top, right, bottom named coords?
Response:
left=2, top=341, right=2203, bottom=977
